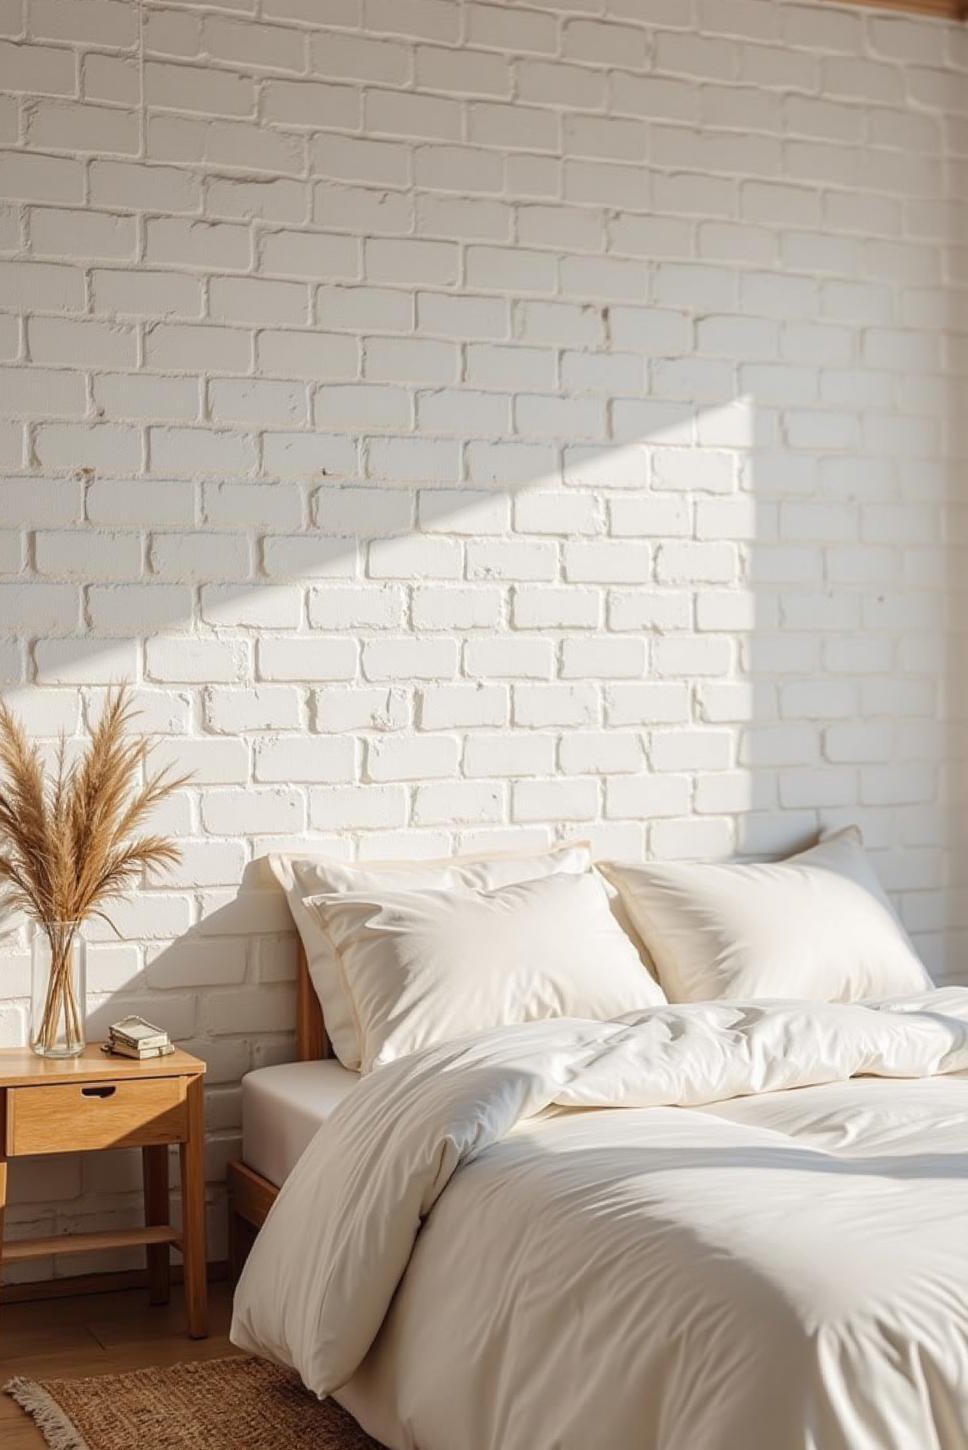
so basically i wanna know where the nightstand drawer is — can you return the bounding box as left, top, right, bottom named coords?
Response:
left=6, top=1077, right=189, bottom=1156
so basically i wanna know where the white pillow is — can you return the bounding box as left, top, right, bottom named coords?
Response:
left=268, top=842, right=591, bottom=1068
left=306, top=870, right=667, bottom=1073
left=600, top=828, right=931, bottom=1005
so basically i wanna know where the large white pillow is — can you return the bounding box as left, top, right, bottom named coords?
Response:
left=268, top=842, right=591, bottom=1068
left=600, top=828, right=931, bottom=1005
left=306, top=870, right=666, bottom=1073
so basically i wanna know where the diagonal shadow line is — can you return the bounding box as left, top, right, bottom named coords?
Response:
left=3, top=394, right=770, bottom=1038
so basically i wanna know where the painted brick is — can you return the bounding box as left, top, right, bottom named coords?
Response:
left=257, top=636, right=357, bottom=681
left=308, top=584, right=404, bottom=631
left=363, top=637, right=458, bottom=681
left=412, top=586, right=502, bottom=631
left=145, top=60, right=254, bottom=118
left=254, top=736, right=356, bottom=783
left=414, top=780, right=504, bottom=826
left=92, top=268, right=201, bottom=319
left=94, top=374, right=199, bottom=423
left=512, top=586, right=601, bottom=630
left=513, top=778, right=598, bottom=823
left=149, top=532, right=249, bottom=582
left=559, top=732, right=643, bottom=776
left=0, top=39, right=75, bottom=95
left=463, top=732, right=554, bottom=778
left=513, top=684, right=600, bottom=729
left=564, top=542, right=651, bottom=584
left=146, top=637, right=249, bottom=685
left=561, top=637, right=646, bottom=680
left=420, top=684, right=508, bottom=730
left=86, top=584, right=190, bottom=636
left=34, top=637, right=137, bottom=685
left=368, top=534, right=461, bottom=580
left=368, top=735, right=459, bottom=781
left=605, top=774, right=691, bottom=821
left=310, top=784, right=407, bottom=831
left=29, top=99, right=139, bottom=155
left=605, top=684, right=691, bottom=726
left=36, top=530, right=142, bottom=580
left=316, top=686, right=410, bottom=734
left=465, top=637, right=553, bottom=679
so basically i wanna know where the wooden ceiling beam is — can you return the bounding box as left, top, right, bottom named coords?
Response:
left=822, top=0, right=965, bottom=16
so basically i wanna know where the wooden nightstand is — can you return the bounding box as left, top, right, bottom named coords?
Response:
left=0, top=1044, right=207, bottom=1337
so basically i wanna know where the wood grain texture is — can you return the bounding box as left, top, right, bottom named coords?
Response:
left=1, top=1261, right=229, bottom=1304
left=0, top=1283, right=236, bottom=1450
left=0, top=1048, right=207, bottom=1336
left=143, top=1144, right=171, bottom=1306
left=825, top=0, right=965, bottom=16
left=226, top=1160, right=278, bottom=1281
left=227, top=1160, right=277, bottom=1228
left=3, top=1227, right=180, bottom=1264
left=6, top=1077, right=188, bottom=1156
left=227, top=1203, right=248, bottom=1285
left=297, top=940, right=330, bottom=1062
left=179, top=1076, right=208, bottom=1340
left=0, top=1045, right=205, bottom=1087
left=0, top=1157, right=7, bottom=1296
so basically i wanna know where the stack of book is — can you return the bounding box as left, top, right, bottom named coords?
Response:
left=103, top=1016, right=174, bottom=1060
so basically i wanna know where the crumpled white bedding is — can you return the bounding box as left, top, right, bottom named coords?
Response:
left=231, top=989, right=968, bottom=1450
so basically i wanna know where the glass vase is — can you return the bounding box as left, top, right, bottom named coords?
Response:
left=31, top=920, right=86, bottom=1058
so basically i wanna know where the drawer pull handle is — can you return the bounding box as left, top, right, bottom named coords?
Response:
left=81, top=1086, right=116, bottom=1100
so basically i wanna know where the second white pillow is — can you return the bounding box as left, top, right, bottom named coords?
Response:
left=600, top=828, right=931, bottom=1005
left=308, top=870, right=666, bottom=1073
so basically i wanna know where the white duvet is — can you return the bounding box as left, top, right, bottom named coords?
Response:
left=232, top=990, right=968, bottom=1450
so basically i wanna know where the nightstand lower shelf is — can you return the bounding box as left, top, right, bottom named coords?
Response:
left=3, top=1225, right=181, bottom=1263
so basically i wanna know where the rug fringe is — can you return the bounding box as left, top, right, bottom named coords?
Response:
left=4, top=1376, right=93, bottom=1450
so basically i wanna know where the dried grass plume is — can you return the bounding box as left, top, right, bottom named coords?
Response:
left=0, top=685, right=190, bottom=1050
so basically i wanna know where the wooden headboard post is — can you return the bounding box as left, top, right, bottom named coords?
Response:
left=296, top=941, right=330, bottom=1061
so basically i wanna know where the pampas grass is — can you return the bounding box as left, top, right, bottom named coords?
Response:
left=0, top=686, right=189, bottom=1053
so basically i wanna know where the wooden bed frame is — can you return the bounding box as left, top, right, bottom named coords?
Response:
left=226, top=942, right=328, bottom=1279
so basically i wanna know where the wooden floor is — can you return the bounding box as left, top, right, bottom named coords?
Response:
left=0, top=1282, right=240, bottom=1448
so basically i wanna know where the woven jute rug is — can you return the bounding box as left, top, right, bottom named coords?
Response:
left=4, top=1354, right=383, bottom=1450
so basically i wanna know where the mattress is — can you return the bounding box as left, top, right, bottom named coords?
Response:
left=242, top=1059, right=359, bottom=1187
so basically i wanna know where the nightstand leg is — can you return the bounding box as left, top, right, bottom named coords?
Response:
left=0, top=1156, right=7, bottom=1298
left=142, top=1144, right=170, bottom=1306
left=179, top=1075, right=207, bottom=1339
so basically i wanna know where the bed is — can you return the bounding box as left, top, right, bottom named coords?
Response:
left=229, top=844, right=968, bottom=1450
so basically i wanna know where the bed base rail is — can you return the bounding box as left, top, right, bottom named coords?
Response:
left=226, top=1159, right=279, bottom=1282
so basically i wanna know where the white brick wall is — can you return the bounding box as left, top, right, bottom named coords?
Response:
left=0, top=0, right=965, bottom=1273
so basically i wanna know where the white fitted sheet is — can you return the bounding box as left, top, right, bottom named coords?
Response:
left=242, top=1060, right=359, bottom=1187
